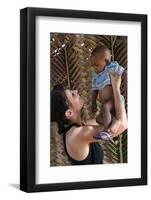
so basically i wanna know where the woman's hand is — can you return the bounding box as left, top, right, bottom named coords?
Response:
left=108, top=70, right=128, bottom=137
left=107, top=118, right=122, bottom=137
left=109, top=70, right=121, bottom=90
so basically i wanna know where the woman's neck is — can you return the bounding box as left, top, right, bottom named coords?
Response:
left=71, top=113, right=82, bottom=125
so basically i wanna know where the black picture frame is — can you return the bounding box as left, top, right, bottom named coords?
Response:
left=20, top=7, right=147, bottom=192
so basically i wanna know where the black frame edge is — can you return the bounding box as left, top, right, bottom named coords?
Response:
left=141, top=14, right=148, bottom=185
left=20, top=8, right=28, bottom=192
left=24, top=7, right=147, bottom=21
left=26, top=178, right=146, bottom=193
left=20, top=7, right=37, bottom=192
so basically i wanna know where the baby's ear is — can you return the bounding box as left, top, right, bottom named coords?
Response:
left=105, top=58, right=111, bottom=65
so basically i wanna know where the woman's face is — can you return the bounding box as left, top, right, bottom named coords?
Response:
left=65, top=89, right=84, bottom=112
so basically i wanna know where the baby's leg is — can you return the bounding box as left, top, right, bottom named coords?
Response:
left=96, top=99, right=114, bottom=126
left=96, top=113, right=104, bottom=125
left=101, top=98, right=114, bottom=129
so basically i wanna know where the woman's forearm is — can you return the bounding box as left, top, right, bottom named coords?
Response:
left=112, top=86, right=127, bottom=135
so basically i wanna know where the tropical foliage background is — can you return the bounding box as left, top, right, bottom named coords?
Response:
left=50, top=33, right=127, bottom=166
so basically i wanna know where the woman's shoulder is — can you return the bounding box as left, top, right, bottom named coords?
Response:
left=66, top=120, right=104, bottom=144
left=67, top=119, right=100, bottom=136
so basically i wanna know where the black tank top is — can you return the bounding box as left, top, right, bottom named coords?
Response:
left=63, top=124, right=104, bottom=165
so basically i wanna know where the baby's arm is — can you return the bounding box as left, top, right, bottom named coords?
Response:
left=91, top=90, right=98, bottom=113
left=109, top=71, right=128, bottom=137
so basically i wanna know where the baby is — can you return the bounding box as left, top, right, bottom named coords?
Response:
left=90, top=45, right=127, bottom=138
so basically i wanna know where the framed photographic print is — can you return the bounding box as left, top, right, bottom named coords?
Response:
left=20, top=7, right=147, bottom=192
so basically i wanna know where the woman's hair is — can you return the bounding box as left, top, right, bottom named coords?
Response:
left=51, top=84, right=71, bottom=134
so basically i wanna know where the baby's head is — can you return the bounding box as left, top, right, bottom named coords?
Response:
left=90, top=45, right=111, bottom=74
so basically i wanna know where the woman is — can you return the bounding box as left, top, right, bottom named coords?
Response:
left=51, top=72, right=128, bottom=165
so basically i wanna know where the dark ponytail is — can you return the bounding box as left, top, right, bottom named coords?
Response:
left=51, top=84, right=70, bottom=134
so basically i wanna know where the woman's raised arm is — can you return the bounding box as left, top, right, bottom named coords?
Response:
left=108, top=71, right=128, bottom=137
left=74, top=72, right=128, bottom=144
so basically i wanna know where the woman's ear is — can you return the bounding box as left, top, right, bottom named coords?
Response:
left=65, top=108, right=73, bottom=120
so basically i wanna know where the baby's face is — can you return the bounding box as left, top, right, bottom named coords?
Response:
left=91, top=50, right=111, bottom=74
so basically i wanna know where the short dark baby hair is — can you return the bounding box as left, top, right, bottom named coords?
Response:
left=91, top=45, right=109, bottom=56
left=91, top=45, right=111, bottom=64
